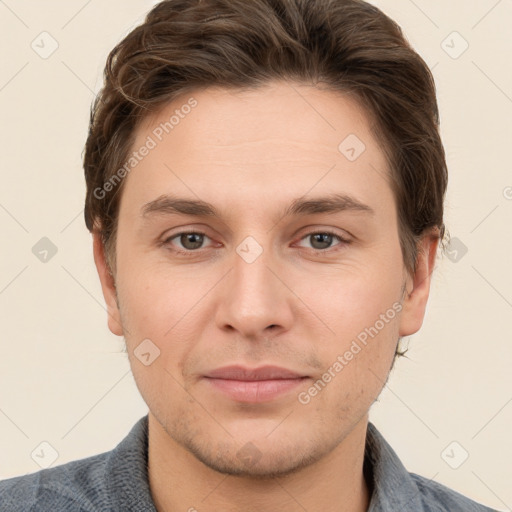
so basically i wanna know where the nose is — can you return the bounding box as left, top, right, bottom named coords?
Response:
left=215, top=242, right=294, bottom=340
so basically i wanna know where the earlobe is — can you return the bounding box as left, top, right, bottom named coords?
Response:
left=92, top=232, right=124, bottom=337
left=398, top=231, right=440, bottom=337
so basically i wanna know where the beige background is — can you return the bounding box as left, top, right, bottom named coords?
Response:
left=0, top=0, right=511, bottom=509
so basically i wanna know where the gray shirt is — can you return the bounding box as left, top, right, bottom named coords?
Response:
left=0, top=415, right=498, bottom=511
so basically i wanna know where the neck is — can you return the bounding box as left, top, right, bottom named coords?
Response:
left=147, top=413, right=371, bottom=512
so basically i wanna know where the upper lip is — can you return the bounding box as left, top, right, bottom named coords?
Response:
left=205, top=365, right=305, bottom=381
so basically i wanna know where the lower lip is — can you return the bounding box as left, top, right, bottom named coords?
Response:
left=204, top=377, right=307, bottom=402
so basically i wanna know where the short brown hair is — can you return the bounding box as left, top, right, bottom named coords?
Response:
left=83, top=0, right=447, bottom=279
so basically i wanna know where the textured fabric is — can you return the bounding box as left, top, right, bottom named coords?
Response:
left=0, top=415, right=498, bottom=511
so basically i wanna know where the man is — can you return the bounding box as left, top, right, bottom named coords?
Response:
left=0, top=0, right=499, bottom=510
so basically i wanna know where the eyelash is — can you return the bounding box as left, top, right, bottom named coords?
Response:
left=161, top=229, right=351, bottom=256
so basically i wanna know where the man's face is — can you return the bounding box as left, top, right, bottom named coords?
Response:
left=96, top=81, right=430, bottom=476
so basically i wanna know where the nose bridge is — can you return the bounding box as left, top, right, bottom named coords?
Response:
left=216, top=234, right=291, bottom=336
left=233, top=238, right=277, bottom=312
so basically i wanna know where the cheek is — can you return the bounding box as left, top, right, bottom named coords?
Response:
left=116, top=263, right=207, bottom=389
left=116, top=253, right=192, bottom=334
left=311, top=263, right=403, bottom=337
left=119, top=280, right=194, bottom=420
left=300, top=319, right=399, bottom=425
left=299, top=265, right=402, bottom=402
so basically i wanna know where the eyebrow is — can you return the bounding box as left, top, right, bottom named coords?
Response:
left=140, top=193, right=375, bottom=221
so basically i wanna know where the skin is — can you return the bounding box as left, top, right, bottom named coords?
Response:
left=93, top=80, right=439, bottom=512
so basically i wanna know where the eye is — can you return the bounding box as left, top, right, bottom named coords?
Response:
left=163, top=231, right=211, bottom=253
left=162, top=229, right=350, bottom=256
left=297, top=230, right=350, bottom=252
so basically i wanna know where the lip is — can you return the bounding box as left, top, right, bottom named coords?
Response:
left=203, top=365, right=309, bottom=403
left=205, top=365, right=304, bottom=380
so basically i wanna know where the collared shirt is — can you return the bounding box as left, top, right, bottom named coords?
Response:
left=0, top=415, right=499, bottom=511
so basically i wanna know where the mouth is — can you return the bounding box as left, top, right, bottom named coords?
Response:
left=203, top=365, right=309, bottom=403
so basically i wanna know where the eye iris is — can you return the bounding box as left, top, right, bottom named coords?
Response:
left=311, top=233, right=333, bottom=250
left=181, top=233, right=203, bottom=250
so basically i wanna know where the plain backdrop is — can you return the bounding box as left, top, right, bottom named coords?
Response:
left=0, top=0, right=511, bottom=510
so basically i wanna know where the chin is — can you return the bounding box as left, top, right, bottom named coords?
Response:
left=172, top=424, right=335, bottom=479
left=189, top=440, right=323, bottom=479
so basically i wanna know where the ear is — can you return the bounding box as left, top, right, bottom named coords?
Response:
left=92, top=232, right=124, bottom=336
left=398, top=230, right=440, bottom=337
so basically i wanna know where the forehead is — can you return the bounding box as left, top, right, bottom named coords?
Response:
left=120, top=81, right=394, bottom=222
left=137, top=81, right=380, bottom=157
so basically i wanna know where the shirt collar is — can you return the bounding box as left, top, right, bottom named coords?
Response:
left=365, top=422, right=424, bottom=511
left=105, top=414, right=156, bottom=511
